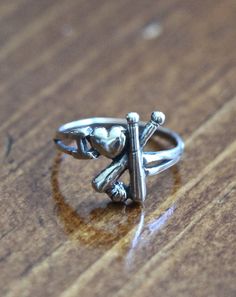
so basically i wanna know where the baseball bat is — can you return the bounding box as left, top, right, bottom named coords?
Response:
left=126, top=112, right=146, bottom=202
left=92, top=111, right=165, bottom=193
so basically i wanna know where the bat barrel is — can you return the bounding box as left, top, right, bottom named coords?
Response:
left=127, top=112, right=146, bottom=203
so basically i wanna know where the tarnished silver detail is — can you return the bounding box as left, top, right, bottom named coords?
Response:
left=54, top=111, right=184, bottom=204
left=106, top=181, right=128, bottom=202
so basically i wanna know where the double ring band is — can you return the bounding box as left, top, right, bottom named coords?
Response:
left=54, top=111, right=184, bottom=204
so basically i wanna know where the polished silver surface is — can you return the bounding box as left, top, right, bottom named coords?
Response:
left=90, top=126, right=126, bottom=159
left=127, top=112, right=146, bottom=203
left=54, top=112, right=184, bottom=204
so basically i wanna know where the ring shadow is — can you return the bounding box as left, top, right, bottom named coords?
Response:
left=51, top=140, right=182, bottom=248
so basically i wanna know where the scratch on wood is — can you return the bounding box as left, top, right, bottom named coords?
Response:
left=4, top=134, right=13, bottom=159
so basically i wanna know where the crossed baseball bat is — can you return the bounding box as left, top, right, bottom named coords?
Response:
left=92, top=111, right=165, bottom=202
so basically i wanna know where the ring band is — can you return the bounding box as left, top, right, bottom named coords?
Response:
left=54, top=112, right=184, bottom=204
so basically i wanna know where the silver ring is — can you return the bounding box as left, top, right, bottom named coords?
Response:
left=54, top=111, right=184, bottom=204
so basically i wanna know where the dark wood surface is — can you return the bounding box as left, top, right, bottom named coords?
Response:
left=0, top=0, right=236, bottom=296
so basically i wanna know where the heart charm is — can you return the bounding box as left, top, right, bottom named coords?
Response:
left=90, top=126, right=126, bottom=159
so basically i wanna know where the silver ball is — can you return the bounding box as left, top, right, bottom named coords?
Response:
left=126, top=112, right=140, bottom=124
left=151, top=111, right=165, bottom=125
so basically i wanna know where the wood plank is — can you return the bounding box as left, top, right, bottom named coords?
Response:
left=0, top=0, right=236, bottom=296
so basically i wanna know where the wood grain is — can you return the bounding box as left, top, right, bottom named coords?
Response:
left=0, top=0, right=236, bottom=296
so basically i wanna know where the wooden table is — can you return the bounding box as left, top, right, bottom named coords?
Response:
left=0, top=0, right=236, bottom=296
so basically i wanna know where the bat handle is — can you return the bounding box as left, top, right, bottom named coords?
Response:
left=127, top=112, right=146, bottom=203
left=140, top=111, right=165, bottom=147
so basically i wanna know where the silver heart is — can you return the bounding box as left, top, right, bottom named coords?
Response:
left=90, top=126, right=126, bottom=159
